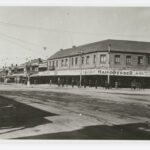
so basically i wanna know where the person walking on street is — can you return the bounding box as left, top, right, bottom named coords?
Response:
left=89, top=79, right=92, bottom=87
left=61, top=79, right=64, bottom=87
left=65, top=79, right=68, bottom=87
left=83, top=79, right=87, bottom=88
left=49, top=79, right=52, bottom=87
left=77, top=79, right=80, bottom=88
left=58, top=77, right=61, bottom=87
left=95, top=79, right=98, bottom=89
left=71, top=78, right=75, bottom=88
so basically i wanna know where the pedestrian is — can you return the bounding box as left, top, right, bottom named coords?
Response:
left=83, top=79, right=87, bottom=88
left=89, top=79, right=92, bottom=87
left=71, top=78, right=74, bottom=88
left=115, top=81, right=118, bottom=88
left=95, top=79, right=98, bottom=89
left=49, top=79, right=52, bottom=86
left=58, top=77, right=60, bottom=87
left=65, top=79, right=68, bottom=87
left=61, top=79, right=64, bottom=87
left=141, top=80, right=145, bottom=90
left=105, top=80, right=109, bottom=89
left=77, top=79, right=80, bottom=88
left=131, top=80, right=136, bottom=90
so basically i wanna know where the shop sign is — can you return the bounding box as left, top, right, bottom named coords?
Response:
left=38, top=71, right=55, bottom=76
left=32, top=69, right=150, bottom=77
left=98, top=69, right=133, bottom=76
left=98, top=69, right=150, bottom=77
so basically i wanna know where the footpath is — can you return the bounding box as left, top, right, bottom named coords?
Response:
left=0, top=83, right=150, bottom=96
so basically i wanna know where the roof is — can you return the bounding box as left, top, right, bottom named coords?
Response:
left=26, top=58, right=42, bottom=66
left=48, top=39, right=150, bottom=60
left=39, top=62, right=47, bottom=68
left=11, top=73, right=27, bottom=77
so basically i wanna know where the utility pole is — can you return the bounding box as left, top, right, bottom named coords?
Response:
left=79, top=50, right=83, bottom=87
left=26, top=58, right=31, bottom=87
left=107, top=44, right=111, bottom=87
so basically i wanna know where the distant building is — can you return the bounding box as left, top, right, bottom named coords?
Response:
left=0, top=58, right=46, bottom=84
left=28, top=59, right=48, bottom=84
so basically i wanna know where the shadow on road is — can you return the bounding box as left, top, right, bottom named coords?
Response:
left=18, top=123, right=150, bottom=140
left=0, top=95, right=57, bottom=134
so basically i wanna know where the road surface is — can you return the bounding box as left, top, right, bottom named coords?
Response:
left=0, top=84, right=150, bottom=139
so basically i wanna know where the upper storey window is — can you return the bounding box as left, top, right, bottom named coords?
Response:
left=65, top=59, right=68, bottom=66
left=93, top=55, right=96, bottom=64
left=61, top=59, right=64, bottom=67
left=82, top=56, right=84, bottom=65
left=86, top=56, right=90, bottom=64
left=126, top=56, right=132, bottom=65
left=71, top=58, right=74, bottom=66
left=100, top=54, right=106, bottom=63
left=52, top=61, right=55, bottom=66
left=56, top=60, right=58, bottom=67
left=138, top=56, right=144, bottom=65
left=114, top=55, right=120, bottom=64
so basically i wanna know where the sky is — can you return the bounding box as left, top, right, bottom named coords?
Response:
left=0, top=7, right=150, bottom=67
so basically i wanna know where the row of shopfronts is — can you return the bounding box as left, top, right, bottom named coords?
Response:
left=29, top=68, right=150, bottom=88
left=1, top=64, right=150, bottom=88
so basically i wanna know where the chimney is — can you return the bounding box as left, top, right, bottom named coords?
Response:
left=108, top=43, right=111, bottom=53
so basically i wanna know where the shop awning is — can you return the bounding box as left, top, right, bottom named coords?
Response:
left=11, top=73, right=27, bottom=77
left=30, top=70, right=55, bottom=77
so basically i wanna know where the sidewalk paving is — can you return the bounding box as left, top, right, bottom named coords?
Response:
left=0, top=83, right=150, bottom=95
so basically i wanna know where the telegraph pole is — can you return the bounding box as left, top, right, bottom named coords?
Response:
left=26, top=58, right=31, bottom=87
left=107, top=44, right=111, bottom=87
left=79, top=50, right=83, bottom=87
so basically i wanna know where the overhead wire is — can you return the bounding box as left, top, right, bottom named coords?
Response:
left=0, top=34, right=33, bottom=51
left=0, top=20, right=150, bottom=38
left=0, top=32, right=42, bottom=48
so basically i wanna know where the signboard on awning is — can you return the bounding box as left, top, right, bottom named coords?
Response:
left=30, top=69, right=150, bottom=77
left=97, top=69, right=150, bottom=77
left=30, top=71, right=55, bottom=77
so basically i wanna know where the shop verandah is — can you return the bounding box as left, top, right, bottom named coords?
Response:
left=30, top=75, right=150, bottom=89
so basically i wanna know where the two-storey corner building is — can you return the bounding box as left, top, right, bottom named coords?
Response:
left=45, top=39, right=150, bottom=88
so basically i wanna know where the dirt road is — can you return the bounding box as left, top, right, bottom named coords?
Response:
left=0, top=84, right=150, bottom=139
